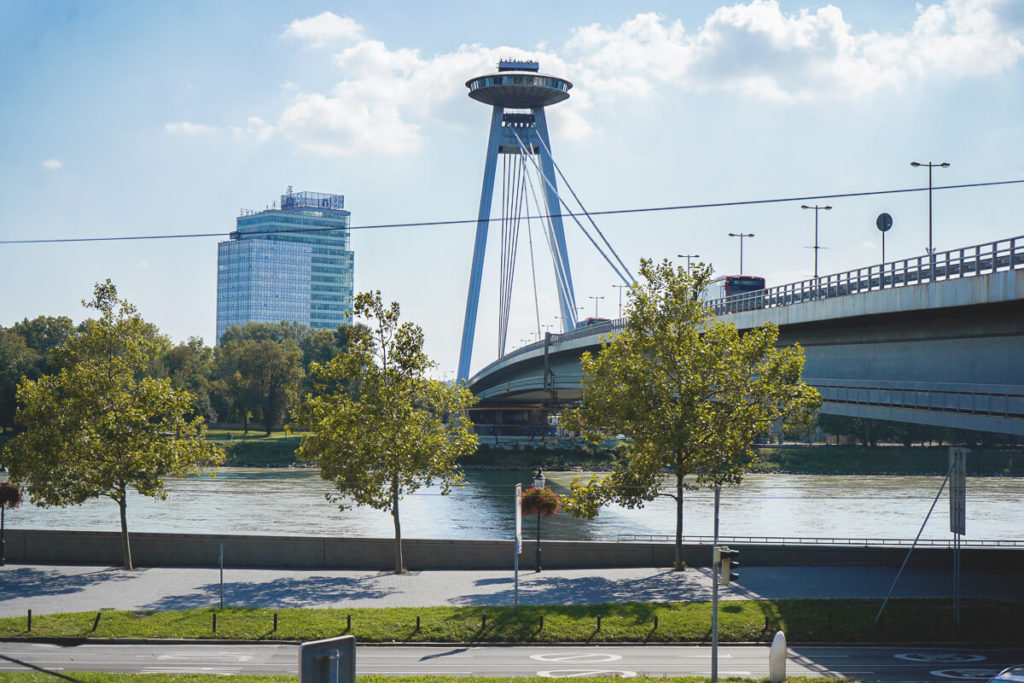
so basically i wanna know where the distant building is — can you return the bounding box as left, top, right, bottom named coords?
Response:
left=216, top=189, right=354, bottom=343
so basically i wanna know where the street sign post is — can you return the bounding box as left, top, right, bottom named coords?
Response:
left=949, top=447, right=968, bottom=625
left=876, top=212, right=893, bottom=265
left=514, top=483, right=522, bottom=609
left=299, top=634, right=355, bottom=683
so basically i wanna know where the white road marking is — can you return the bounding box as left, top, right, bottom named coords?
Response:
left=538, top=670, right=637, bottom=678
left=897, top=653, right=986, bottom=663
left=531, top=653, right=623, bottom=663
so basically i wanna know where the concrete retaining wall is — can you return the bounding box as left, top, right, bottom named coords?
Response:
left=6, top=529, right=1022, bottom=571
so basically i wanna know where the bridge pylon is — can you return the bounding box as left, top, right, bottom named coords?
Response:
left=458, top=59, right=579, bottom=381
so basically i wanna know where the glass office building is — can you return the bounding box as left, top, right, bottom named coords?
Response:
left=216, top=190, right=354, bottom=343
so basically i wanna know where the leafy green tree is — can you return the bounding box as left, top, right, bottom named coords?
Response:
left=295, top=291, right=478, bottom=573
left=215, top=338, right=303, bottom=434
left=11, top=315, right=74, bottom=375
left=4, top=281, right=222, bottom=569
left=0, top=329, right=40, bottom=433
left=563, top=260, right=820, bottom=569
left=164, top=337, right=217, bottom=422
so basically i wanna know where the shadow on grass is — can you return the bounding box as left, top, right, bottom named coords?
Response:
left=142, top=575, right=398, bottom=611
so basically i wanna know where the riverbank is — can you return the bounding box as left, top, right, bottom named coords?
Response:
left=208, top=435, right=1024, bottom=475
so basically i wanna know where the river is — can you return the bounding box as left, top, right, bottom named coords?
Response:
left=6, top=469, right=1022, bottom=542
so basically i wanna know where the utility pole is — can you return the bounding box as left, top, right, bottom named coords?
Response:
left=612, top=284, right=628, bottom=319
left=677, top=253, right=700, bottom=272
left=727, top=233, right=754, bottom=274
left=911, top=161, right=949, bottom=282
left=800, top=205, right=831, bottom=279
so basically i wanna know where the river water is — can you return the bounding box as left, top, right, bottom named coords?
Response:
left=7, top=469, right=1023, bottom=542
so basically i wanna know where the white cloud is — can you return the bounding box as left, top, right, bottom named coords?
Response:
left=283, top=12, right=363, bottom=47
left=229, top=116, right=274, bottom=143
left=42, top=159, right=62, bottom=171
left=258, top=2, right=1024, bottom=155
left=165, top=121, right=218, bottom=136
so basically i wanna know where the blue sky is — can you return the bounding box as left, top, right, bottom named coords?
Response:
left=2, top=0, right=1023, bottom=376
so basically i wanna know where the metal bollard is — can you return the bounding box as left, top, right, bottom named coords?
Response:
left=768, top=630, right=787, bottom=683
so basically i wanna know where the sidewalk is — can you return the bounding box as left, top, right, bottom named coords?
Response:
left=3, top=563, right=1021, bottom=616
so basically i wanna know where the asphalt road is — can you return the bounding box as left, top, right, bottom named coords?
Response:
left=1, top=642, right=1021, bottom=681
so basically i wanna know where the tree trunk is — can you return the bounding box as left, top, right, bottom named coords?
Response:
left=391, top=475, right=403, bottom=574
left=674, top=466, right=684, bottom=571
left=243, top=412, right=248, bottom=435
left=117, top=491, right=133, bottom=570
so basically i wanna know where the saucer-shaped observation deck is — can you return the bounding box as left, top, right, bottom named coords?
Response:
left=466, top=59, right=571, bottom=109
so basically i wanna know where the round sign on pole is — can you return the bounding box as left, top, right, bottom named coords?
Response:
left=876, top=212, right=893, bottom=232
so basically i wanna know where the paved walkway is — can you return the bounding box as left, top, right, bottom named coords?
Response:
left=2, top=564, right=1021, bottom=616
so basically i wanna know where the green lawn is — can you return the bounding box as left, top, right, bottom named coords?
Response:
left=0, top=675, right=846, bottom=683
left=1, top=599, right=1018, bottom=644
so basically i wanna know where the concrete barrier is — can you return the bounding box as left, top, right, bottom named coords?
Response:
left=6, top=529, right=1023, bottom=570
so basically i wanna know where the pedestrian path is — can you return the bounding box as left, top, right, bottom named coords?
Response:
left=2, top=563, right=1021, bottom=617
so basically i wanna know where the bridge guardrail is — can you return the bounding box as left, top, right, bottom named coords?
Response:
left=709, top=234, right=1024, bottom=313
left=617, top=534, right=1024, bottom=548
left=471, top=234, right=1024, bottom=385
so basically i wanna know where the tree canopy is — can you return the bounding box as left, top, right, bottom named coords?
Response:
left=295, top=291, right=478, bottom=573
left=4, top=281, right=222, bottom=569
left=563, top=260, right=820, bottom=569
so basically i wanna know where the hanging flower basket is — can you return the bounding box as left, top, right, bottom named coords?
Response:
left=521, top=486, right=561, bottom=517
left=0, top=483, right=22, bottom=510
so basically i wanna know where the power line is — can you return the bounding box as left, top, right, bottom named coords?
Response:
left=2, top=178, right=1022, bottom=245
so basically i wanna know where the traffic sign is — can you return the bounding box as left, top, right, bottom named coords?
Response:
left=876, top=212, right=893, bottom=232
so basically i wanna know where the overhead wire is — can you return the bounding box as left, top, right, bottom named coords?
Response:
left=532, top=129, right=635, bottom=283
left=1, top=178, right=1022, bottom=245
left=510, top=126, right=631, bottom=286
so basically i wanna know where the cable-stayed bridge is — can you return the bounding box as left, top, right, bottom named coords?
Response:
left=467, top=235, right=1024, bottom=436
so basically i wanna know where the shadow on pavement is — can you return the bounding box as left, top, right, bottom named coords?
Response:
left=142, top=575, right=398, bottom=610
left=458, top=569, right=712, bottom=605
left=0, top=567, right=133, bottom=600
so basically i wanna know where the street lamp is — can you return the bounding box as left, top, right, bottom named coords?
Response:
left=911, top=161, right=949, bottom=278
left=0, top=467, right=8, bottom=566
left=533, top=467, right=545, bottom=573
left=728, top=233, right=755, bottom=274
left=677, top=253, right=700, bottom=272
left=588, top=296, right=605, bottom=318
left=612, top=284, right=628, bottom=318
left=800, top=205, right=831, bottom=279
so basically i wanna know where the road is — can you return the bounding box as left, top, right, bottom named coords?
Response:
left=1, top=642, right=1021, bottom=681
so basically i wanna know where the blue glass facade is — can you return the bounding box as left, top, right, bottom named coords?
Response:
left=216, top=190, right=354, bottom=343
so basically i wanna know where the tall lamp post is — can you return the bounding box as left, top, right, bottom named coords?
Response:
left=533, top=468, right=545, bottom=573
left=800, top=205, right=831, bottom=279
left=588, top=296, right=605, bottom=318
left=612, top=284, right=628, bottom=318
left=911, top=161, right=949, bottom=279
left=728, top=233, right=754, bottom=274
left=0, top=467, right=11, bottom=567
left=677, top=253, right=700, bottom=272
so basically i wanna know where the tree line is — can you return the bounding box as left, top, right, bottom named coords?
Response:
left=1, top=315, right=365, bottom=435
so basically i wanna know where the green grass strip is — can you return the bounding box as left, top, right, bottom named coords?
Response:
left=0, top=599, right=1019, bottom=644
left=0, top=675, right=845, bottom=682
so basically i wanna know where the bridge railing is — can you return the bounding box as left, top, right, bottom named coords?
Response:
left=479, top=234, right=1023, bottom=376
left=617, top=533, right=1024, bottom=548
left=708, top=234, right=1024, bottom=314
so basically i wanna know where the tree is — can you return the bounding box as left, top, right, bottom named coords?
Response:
left=0, top=329, right=39, bottom=433
left=295, top=291, right=478, bottom=573
left=164, top=337, right=217, bottom=422
left=215, top=339, right=303, bottom=434
left=5, top=281, right=222, bottom=569
left=563, top=260, right=820, bottom=569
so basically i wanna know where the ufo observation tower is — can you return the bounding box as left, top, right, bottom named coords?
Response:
left=457, top=59, right=580, bottom=381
